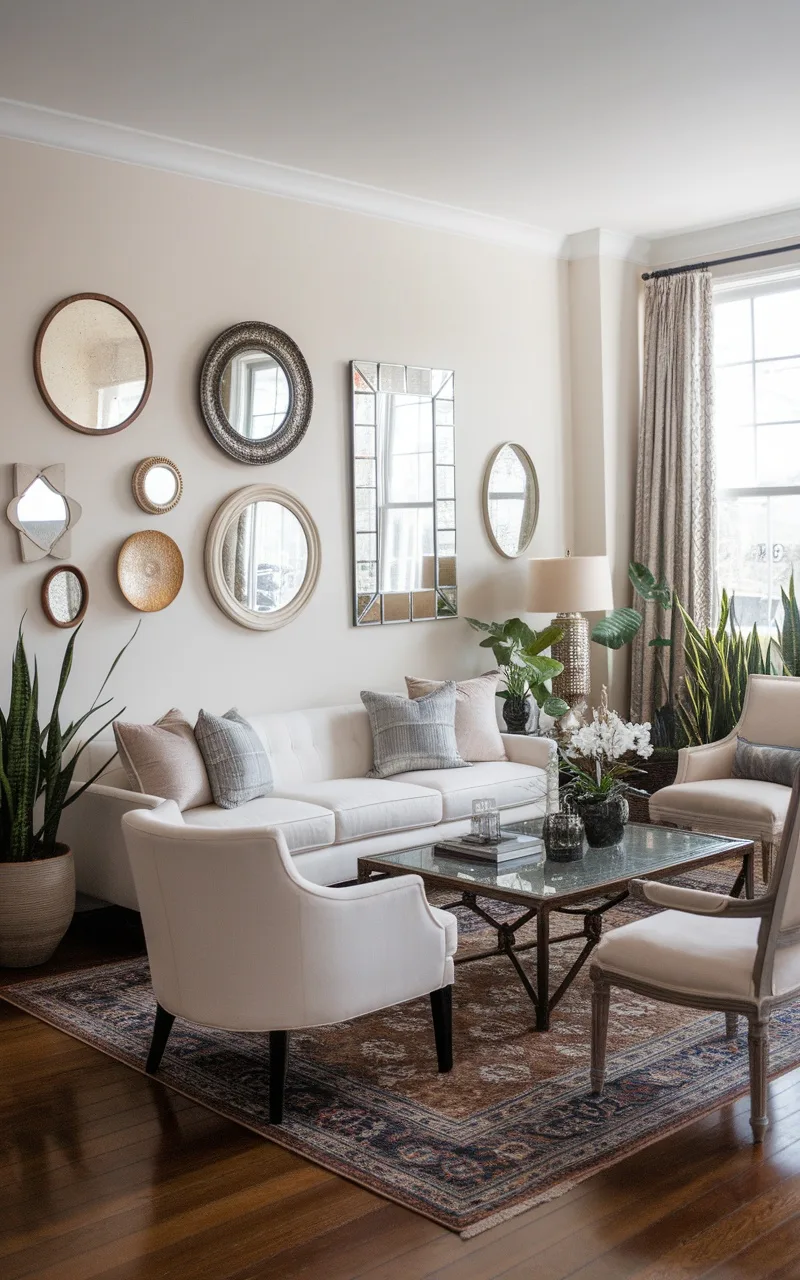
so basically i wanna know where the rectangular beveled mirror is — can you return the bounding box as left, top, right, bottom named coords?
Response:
left=351, top=361, right=457, bottom=626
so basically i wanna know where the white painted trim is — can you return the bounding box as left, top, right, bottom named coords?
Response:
left=564, top=229, right=651, bottom=264
left=650, top=208, right=800, bottom=268
left=0, top=97, right=564, bottom=255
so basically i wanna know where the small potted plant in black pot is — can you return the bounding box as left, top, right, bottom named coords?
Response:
left=559, top=687, right=652, bottom=847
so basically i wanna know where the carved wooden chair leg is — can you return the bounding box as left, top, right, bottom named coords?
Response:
left=269, top=1030, right=290, bottom=1124
left=747, top=1016, right=770, bottom=1143
left=725, top=1011, right=738, bottom=1039
left=429, top=986, right=453, bottom=1073
left=590, top=971, right=611, bottom=1095
left=146, top=1003, right=175, bottom=1074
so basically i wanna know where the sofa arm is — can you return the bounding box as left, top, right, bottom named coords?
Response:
left=501, top=734, right=557, bottom=809
left=675, top=736, right=737, bottom=784
left=60, top=782, right=163, bottom=909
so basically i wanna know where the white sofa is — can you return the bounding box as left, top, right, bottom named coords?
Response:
left=63, top=702, right=556, bottom=910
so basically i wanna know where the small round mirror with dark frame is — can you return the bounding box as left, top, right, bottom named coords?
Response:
left=199, top=322, right=313, bottom=464
left=41, top=565, right=88, bottom=628
left=482, top=442, right=540, bottom=559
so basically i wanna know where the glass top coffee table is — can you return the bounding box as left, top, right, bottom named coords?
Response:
left=357, top=821, right=755, bottom=1032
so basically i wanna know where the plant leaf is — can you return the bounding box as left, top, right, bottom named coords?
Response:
left=648, top=636, right=672, bottom=648
left=591, top=608, right=642, bottom=650
left=542, top=695, right=570, bottom=718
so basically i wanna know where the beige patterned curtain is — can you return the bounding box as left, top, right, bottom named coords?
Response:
left=630, top=271, right=716, bottom=724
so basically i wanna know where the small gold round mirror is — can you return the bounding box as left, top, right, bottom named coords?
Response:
left=41, top=565, right=88, bottom=628
left=132, top=458, right=183, bottom=514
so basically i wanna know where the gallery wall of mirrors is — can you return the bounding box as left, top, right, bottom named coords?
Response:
left=14, top=288, right=543, bottom=635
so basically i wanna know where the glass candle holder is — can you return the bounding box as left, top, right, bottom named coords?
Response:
left=542, top=810, right=585, bottom=862
left=471, top=797, right=501, bottom=844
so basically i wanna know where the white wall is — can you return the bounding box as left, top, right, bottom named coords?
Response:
left=0, top=137, right=570, bottom=724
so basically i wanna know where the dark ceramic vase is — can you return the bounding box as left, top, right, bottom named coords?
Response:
left=502, top=697, right=530, bottom=734
left=576, top=795, right=629, bottom=848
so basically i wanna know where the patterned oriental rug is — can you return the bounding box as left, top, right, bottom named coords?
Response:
left=5, top=859, right=800, bottom=1237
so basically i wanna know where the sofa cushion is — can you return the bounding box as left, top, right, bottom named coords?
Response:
left=405, top=671, right=507, bottom=763
left=195, top=709, right=273, bottom=809
left=395, top=761, right=547, bottom=821
left=182, top=797, right=334, bottom=853
left=361, top=685, right=467, bottom=778
left=277, top=778, right=442, bottom=843
left=650, top=778, right=791, bottom=838
left=594, top=909, right=761, bottom=999
left=114, top=709, right=212, bottom=811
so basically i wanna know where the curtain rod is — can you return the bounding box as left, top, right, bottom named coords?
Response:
left=642, top=240, right=800, bottom=281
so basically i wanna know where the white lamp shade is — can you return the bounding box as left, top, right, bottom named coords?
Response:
left=529, top=555, right=614, bottom=613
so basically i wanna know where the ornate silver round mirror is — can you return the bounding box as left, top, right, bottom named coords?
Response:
left=132, top=457, right=183, bottom=514
left=41, top=565, right=88, bottom=628
left=34, top=293, right=152, bottom=434
left=199, top=322, right=313, bottom=464
left=482, top=442, right=539, bottom=558
left=205, top=485, right=320, bottom=630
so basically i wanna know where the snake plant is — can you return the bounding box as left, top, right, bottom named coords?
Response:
left=0, top=621, right=135, bottom=862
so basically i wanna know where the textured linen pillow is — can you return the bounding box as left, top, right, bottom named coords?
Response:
left=194, top=709, right=274, bottom=809
left=732, top=735, right=800, bottom=788
left=361, top=683, right=469, bottom=779
left=113, top=708, right=213, bottom=811
left=405, top=671, right=507, bottom=763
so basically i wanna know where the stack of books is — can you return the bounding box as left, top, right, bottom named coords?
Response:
left=435, top=831, right=545, bottom=866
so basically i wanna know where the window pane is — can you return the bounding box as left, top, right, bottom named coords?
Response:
left=756, top=424, right=800, bottom=485
left=755, top=357, right=800, bottom=423
left=714, top=298, right=752, bottom=365
left=754, top=290, right=800, bottom=360
left=716, top=364, right=753, bottom=427
left=717, top=426, right=755, bottom=487
left=717, top=496, right=771, bottom=627
left=770, top=495, right=800, bottom=603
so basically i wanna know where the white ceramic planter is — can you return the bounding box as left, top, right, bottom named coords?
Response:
left=0, top=848, right=75, bottom=967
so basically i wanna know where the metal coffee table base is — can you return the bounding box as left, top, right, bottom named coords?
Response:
left=444, top=889, right=627, bottom=1032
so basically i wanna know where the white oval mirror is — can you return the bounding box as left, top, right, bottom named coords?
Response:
left=132, top=457, right=183, bottom=514
left=482, top=442, right=539, bottom=558
left=205, top=486, right=320, bottom=630
left=35, top=294, right=152, bottom=434
left=42, top=565, right=88, bottom=627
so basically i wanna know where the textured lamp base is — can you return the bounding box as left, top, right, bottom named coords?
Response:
left=551, top=612, right=590, bottom=707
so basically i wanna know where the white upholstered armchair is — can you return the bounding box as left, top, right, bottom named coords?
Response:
left=650, top=674, right=800, bottom=882
left=590, top=777, right=800, bottom=1142
left=121, top=802, right=457, bottom=1123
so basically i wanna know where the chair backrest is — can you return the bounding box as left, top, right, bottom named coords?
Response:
left=738, top=674, right=800, bottom=750
left=753, top=774, right=800, bottom=998
left=122, top=801, right=320, bottom=1030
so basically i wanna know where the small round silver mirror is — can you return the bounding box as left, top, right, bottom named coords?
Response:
left=482, top=442, right=539, bottom=558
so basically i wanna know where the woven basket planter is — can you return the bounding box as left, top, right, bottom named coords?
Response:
left=628, top=750, right=680, bottom=824
left=0, top=847, right=75, bottom=968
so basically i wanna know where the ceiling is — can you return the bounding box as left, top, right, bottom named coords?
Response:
left=1, top=0, right=799, bottom=240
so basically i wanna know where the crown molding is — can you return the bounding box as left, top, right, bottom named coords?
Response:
left=563, top=228, right=651, bottom=264
left=0, top=97, right=565, bottom=255
left=649, top=207, right=800, bottom=268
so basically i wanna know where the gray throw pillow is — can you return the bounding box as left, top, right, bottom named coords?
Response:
left=361, top=683, right=469, bottom=779
left=732, top=735, right=800, bottom=789
left=194, top=709, right=273, bottom=809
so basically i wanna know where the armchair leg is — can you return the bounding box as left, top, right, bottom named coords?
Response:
left=590, top=972, right=611, bottom=1095
left=747, top=1016, right=770, bottom=1143
left=269, top=1031, right=290, bottom=1124
left=146, top=1004, right=175, bottom=1074
left=762, top=842, right=774, bottom=886
left=429, top=986, right=453, bottom=1073
left=725, top=1012, right=738, bottom=1040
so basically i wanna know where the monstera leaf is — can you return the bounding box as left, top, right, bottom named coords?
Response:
left=591, top=607, right=642, bottom=650
left=629, top=562, right=672, bottom=608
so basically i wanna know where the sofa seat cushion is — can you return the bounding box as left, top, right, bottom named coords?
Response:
left=594, top=909, right=761, bottom=1000
left=277, top=778, right=442, bottom=843
left=650, top=778, right=791, bottom=839
left=182, top=797, right=335, bottom=854
left=430, top=906, right=458, bottom=957
left=395, top=761, right=547, bottom=821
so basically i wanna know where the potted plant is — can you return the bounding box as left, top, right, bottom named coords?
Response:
left=465, top=616, right=570, bottom=733
left=0, top=621, right=134, bottom=968
left=559, top=688, right=652, bottom=846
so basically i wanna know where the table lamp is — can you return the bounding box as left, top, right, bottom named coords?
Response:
left=528, top=554, right=614, bottom=710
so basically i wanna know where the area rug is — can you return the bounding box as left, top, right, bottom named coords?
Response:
left=4, top=859, right=799, bottom=1237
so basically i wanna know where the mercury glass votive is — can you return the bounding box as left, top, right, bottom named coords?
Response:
left=542, top=810, right=586, bottom=862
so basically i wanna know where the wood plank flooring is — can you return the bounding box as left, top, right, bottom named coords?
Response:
left=3, top=908, right=800, bottom=1278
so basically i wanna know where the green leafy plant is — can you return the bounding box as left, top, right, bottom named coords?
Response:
left=465, top=616, right=570, bottom=719
left=778, top=573, right=800, bottom=675
left=0, top=621, right=136, bottom=862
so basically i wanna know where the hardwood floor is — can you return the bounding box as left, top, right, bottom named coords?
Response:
left=3, top=910, right=800, bottom=1278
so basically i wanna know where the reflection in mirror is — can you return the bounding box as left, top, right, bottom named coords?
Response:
left=42, top=566, right=88, bottom=627
left=35, top=295, right=151, bottom=434
left=17, top=477, right=69, bottom=552
left=351, top=362, right=456, bottom=625
left=132, top=457, right=183, bottom=514
left=145, top=466, right=179, bottom=506
left=221, top=501, right=309, bottom=613
left=483, top=442, right=539, bottom=558
left=220, top=352, right=291, bottom=440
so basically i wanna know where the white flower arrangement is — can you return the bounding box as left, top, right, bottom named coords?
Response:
left=561, top=687, right=652, bottom=799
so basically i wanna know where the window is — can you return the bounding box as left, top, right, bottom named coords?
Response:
left=714, top=271, right=800, bottom=628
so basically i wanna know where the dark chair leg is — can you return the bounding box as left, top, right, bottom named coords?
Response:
left=146, top=1003, right=175, bottom=1074
left=269, top=1030, right=290, bottom=1123
left=429, top=986, right=453, bottom=1073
